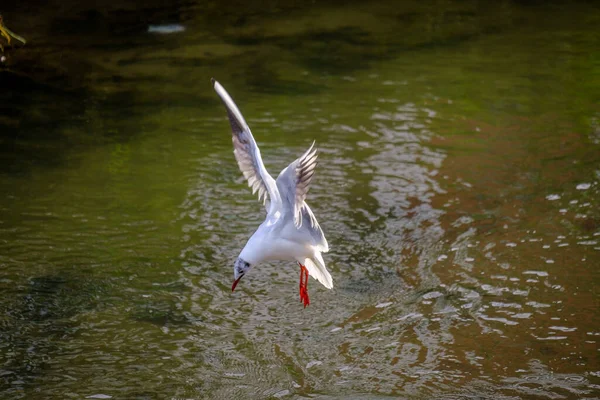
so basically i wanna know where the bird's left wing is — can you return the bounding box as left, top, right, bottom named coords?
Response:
left=212, top=79, right=281, bottom=212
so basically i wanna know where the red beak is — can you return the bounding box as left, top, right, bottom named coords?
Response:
left=232, top=276, right=243, bottom=292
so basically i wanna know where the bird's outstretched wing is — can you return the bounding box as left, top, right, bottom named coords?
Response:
left=212, top=79, right=281, bottom=212
left=292, top=142, right=318, bottom=227
left=276, top=142, right=319, bottom=228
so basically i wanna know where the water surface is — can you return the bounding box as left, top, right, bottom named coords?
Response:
left=1, top=1, right=599, bottom=398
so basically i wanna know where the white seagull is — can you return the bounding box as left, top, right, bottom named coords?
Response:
left=212, top=78, right=332, bottom=307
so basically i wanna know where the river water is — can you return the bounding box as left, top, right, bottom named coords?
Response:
left=1, top=1, right=599, bottom=398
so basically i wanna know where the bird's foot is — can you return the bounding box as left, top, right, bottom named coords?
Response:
left=298, top=263, right=310, bottom=308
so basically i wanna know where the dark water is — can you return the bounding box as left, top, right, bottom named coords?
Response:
left=1, top=1, right=599, bottom=398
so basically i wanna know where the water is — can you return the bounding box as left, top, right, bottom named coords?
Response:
left=1, top=1, right=599, bottom=398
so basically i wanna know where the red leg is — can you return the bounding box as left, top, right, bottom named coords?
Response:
left=298, top=262, right=310, bottom=308
left=298, top=262, right=304, bottom=303
left=304, top=266, right=310, bottom=307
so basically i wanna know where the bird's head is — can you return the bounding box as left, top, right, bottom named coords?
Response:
left=232, top=257, right=252, bottom=291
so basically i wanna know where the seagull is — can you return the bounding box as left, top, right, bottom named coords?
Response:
left=212, top=78, right=332, bottom=307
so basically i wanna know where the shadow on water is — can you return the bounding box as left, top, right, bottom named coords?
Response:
left=0, top=0, right=205, bottom=175
left=1, top=0, right=522, bottom=175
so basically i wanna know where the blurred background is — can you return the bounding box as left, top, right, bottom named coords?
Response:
left=0, top=0, right=599, bottom=398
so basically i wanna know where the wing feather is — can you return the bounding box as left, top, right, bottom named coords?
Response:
left=276, top=148, right=329, bottom=252
left=213, top=79, right=280, bottom=211
left=293, top=141, right=318, bottom=227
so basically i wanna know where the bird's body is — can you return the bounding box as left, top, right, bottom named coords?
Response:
left=212, top=79, right=332, bottom=307
left=239, top=202, right=330, bottom=283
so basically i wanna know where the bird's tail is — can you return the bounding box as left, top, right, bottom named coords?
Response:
left=303, top=251, right=333, bottom=289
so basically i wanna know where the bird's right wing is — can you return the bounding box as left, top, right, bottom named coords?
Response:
left=212, top=79, right=281, bottom=211
left=277, top=143, right=329, bottom=252
left=276, top=142, right=319, bottom=228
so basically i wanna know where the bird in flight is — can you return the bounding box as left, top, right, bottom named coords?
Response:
left=212, top=79, right=332, bottom=307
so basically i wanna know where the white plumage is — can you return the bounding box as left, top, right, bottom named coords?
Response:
left=212, top=79, right=332, bottom=306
